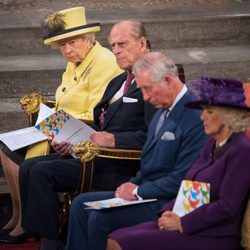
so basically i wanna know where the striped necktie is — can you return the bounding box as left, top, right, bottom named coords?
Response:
left=123, top=72, right=134, bottom=95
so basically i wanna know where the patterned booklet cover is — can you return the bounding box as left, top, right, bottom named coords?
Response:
left=35, top=110, right=71, bottom=141
left=35, top=109, right=95, bottom=145
left=172, top=180, right=210, bottom=217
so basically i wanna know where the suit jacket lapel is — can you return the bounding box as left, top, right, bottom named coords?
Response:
left=142, top=110, right=161, bottom=151
left=142, top=91, right=193, bottom=157
left=102, top=80, right=138, bottom=129
left=142, top=112, right=178, bottom=156
left=102, top=73, right=126, bottom=104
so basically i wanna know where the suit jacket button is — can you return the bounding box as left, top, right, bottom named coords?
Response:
left=74, top=76, right=77, bottom=81
left=62, top=87, right=66, bottom=92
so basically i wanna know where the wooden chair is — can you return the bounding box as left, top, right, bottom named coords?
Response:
left=72, top=141, right=142, bottom=193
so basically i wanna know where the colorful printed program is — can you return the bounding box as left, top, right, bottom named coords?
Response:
left=173, top=180, right=210, bottom=217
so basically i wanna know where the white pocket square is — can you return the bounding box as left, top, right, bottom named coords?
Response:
left=122, top=97, right=138, bottom=103
left=161, top=131, right=176, bottom=141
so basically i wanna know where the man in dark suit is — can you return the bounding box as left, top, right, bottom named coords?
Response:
left=90, top=71, right=155, bottom=190
left=18, top=20, right=155, bottom=248
left=65, top=52, right=207, bottom=250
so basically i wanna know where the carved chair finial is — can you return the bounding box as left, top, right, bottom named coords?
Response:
left=72, top=141, right=99, bottom=163
left=19, top=92, right=48, bottom=115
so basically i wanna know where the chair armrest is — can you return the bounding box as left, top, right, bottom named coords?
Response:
left=72, top=141, right=141, bottom=193
left=19, top=92, right=55, bottom=126
left=97, top=147, right=141, bottom=160
left=72, top=141, right=142, bottom=164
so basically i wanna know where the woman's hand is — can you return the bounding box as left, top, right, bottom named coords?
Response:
left=51, top=141, right=72, bottom=155
left=158, top=211, right=182, bottom=232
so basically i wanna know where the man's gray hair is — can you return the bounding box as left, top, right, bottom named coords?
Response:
left=217, top=107, right=250, bottom=133
left=109, top=20, right=147, bottom=41
left=127, top=19, right=147, bottom=39
left=132, top=52, right=178, bottom=83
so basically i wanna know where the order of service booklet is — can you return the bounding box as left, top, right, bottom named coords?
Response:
left=84, top=197, right=157, bottom=210
left=172, top=180, right=210, bottom=217
left=0, top=103, right=95, bottom=153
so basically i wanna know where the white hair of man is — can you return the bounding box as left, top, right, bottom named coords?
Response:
left=132, top=52, right=178, bottom=83
left=108, top=19, right=147, bottom=42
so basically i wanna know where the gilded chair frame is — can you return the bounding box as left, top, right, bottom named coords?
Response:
left=72, top=142, right=142, bottom=194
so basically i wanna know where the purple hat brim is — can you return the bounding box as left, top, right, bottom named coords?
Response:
left=185, top=100, right=250, bottom=110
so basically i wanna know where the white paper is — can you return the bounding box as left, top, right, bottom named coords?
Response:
left=0, top=103, right=55, bottom=151
left=0, top=104, right=95, bottom=152
left=35, top=103, right=55, bottom=125
left=0, top=127, right=47, bottom=151
left=84, top=197, right=157, bottom=210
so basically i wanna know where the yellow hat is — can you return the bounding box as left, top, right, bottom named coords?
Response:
left=42, top=7, right=100, bottom=46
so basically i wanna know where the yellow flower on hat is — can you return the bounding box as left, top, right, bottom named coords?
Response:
left=42, top=7, right=100, bottom=46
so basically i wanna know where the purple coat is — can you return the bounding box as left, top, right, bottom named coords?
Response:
left=110, top=133, right=250, bottom=250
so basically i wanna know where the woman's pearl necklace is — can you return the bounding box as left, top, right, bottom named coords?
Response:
left=216, top=134, right=232, bottom=148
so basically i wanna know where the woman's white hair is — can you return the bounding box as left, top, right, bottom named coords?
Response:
left=53, top=32, right=96, bottom=49
left=218, top=107, right=250, bottom=133
left=84, top=33, right=96, bottom=44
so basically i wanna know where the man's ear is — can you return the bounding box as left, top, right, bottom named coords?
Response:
left=140, top=36, right=147, bottom=49
left=164, top=75, right=171, bottom=86
left=164, top=75, right=176, bottom=90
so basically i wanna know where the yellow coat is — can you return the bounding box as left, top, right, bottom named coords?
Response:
left=25, top=41, right=122, bottom=159
left=55, top=41, right=122, bottom=121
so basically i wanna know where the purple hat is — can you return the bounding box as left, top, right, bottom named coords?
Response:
left=185, top=77, right=250, bottom=110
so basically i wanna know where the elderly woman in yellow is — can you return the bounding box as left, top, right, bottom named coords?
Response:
left=45, top=7, right=122, bottom=122
left=0, top=6, right=121, bottom=243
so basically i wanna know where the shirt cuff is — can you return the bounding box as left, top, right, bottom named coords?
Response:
left=132, top=187, right=143, bottom=200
